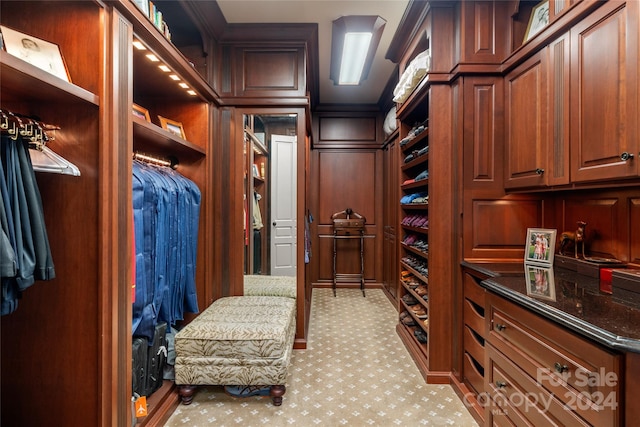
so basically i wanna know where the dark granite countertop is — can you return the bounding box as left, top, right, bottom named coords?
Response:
left=461, top=261, right=640, bottom=353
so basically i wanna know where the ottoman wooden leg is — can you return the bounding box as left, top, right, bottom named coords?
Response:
left=269, top=384, right=286, bottom=406
left=177, top=385, right=197, bottom=405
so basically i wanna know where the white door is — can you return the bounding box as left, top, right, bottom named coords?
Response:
left=270, top=134, right=297, bottom=276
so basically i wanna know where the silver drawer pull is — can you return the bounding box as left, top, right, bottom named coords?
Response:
left=495, top=380, right=507, bottom=389
left=554, top=362, right=569, bottom=374
left=495, top=323, right=507, bottom=332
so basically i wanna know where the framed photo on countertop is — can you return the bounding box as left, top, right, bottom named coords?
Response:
left=525, top=228, right=556, bottom=266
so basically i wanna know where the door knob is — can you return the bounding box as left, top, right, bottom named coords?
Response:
left=272, top=221, right=277, bottom=226
left=620, top=152, right=634, bottom=161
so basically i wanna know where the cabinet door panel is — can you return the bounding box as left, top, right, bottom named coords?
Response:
left=570, top=1, right=638, bottom=181
left=505, top=50, right=548, bottom=189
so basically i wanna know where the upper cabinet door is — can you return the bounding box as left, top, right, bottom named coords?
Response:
left=505, top=49, right=549, bottom=189
left=570, top=1, right=639, bottom=182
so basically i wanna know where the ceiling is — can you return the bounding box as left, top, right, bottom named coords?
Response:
left=215, top=0, right=410, bottom=106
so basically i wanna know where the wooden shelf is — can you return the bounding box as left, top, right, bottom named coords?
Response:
left=401, top=203, right=429, bottom=210
left=1, top=51, right=99, bottom=106
left=401, top=179, right=428, bottom=190
left=133, top=116, right=206, bottom=161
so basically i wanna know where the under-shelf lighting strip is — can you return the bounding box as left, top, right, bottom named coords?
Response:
left=133, top=38, right=197, bottom=96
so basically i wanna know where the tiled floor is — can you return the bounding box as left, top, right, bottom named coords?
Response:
left=163, top=288, right=479, bottom=426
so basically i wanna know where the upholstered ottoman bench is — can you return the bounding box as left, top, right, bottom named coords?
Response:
left=243, top=274, right=297, bottom=299
left=174, top=295, right=296, bottom=406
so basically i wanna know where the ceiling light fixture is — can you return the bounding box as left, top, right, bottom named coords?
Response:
left=158, top=64, right=171, bottom=72
left=330, top=16, right=386, bottom=86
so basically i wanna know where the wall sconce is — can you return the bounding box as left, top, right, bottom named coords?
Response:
left=330, top=15, right=386, bottom=86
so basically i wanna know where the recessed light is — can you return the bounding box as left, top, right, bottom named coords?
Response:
left=186, top=90, right=197, bottom=96
left=132, top=40, right=146, bottom=50
left=145, top=54, right=159, bottom=62
left=169, top=74, right=180, bottom=81
left=158, top=64, right=171, bottom=72
left=178, top=82, right=189, bottom=89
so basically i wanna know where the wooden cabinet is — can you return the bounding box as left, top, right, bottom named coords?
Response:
left=505, top=48, right=549, bottom=189
left=382, top=130, right=400, bottom=302
left=570, top=0, right=639, bottom=183
left=0, top=1, right=216, bottom=425
left=388, top=0, right=457, bottom=384
left=0, top=2, right=116, bottom=425
left=462, top=273, right=487, bottom=405
left=398, top=110, right=430, bottom=363
left=506, top=1, right=639, bottom=190
left=486, top=292, right=621, bottom=426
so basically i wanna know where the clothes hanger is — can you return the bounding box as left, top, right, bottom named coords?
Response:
left=0, top=109, right=80, bottom=176
left=29, top=144, right=81, bottom=176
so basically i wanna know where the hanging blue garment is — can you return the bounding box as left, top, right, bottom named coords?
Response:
left=1, top=134, right=55, bottom=315
left=131, top=160, right=200, bottom=339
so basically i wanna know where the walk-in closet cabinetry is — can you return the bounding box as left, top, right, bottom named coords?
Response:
left=382, top=129, right=399, bottom=302
left=397, top=95, right=430, bottom=361
left=1, top=2, right=112, bottom=425
left=1, top=1, right=215, bottom=425
left=485, top=293, right=620, bottom=426
left=390, top=0, right=457, bottom=384
left=506, top=0, right=639, bottom=190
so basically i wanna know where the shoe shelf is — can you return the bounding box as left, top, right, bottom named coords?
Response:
left=401, top=179, right=429, bottom=191
left=399, top=290, right=429, bottom=357
left=400, top=261, right=428, bottom=284
left=401, top=203, right=429, bottom=210
left=399, top=127, right=428, bottom=152
left=401, top=243, right=428, bottom=258
left=401, top=225, right=429, bottom=234
left=401, top=154, right=428, bottom=172
left=396, top=70, right=430, bottom=372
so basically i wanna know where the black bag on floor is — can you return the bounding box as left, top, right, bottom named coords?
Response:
left=132, top=337, right=148, bottom=396
left=145, top=321, right=168, bottom=396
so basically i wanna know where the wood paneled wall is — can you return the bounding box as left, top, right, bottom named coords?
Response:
left=309, top=113, right=384, bottom=288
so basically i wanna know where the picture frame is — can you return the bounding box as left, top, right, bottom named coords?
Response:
left=252, top=164, right=261, bottom=178
left=525, top=228, right=556, bottom=266
left=525, top=264, right=556, bottom=301
left=0, top=25, right=71, bottom=82
left=524, top=0, right=550, bottom=42
left=158, top=116, right=186, bottom=139
left=131, top=0, right=150, bottom=16
left=132, top=104, right=151, bottom=122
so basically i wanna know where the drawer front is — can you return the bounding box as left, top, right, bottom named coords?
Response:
left=463, top=351, right=484, bottom=395
left=464, top=298, right=486, bottom=338
left=464, top=272, right=486, bottom=307
left=464, top=325, right=485, bottom=366
left=487, top=344, right=590, bottom=427
left=486, top=397, right=520, bottom=427
left=488, top=294, right=620, bottom=426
